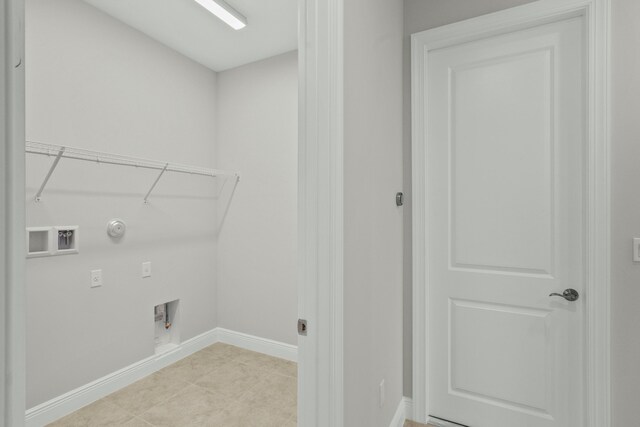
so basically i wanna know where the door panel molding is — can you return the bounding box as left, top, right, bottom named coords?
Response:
left=411, top=0, right=610, bottom=425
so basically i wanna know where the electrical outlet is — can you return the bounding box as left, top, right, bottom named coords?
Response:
left=142, top=262, right=152, bottom=278
left=90, top=270, right=102, bottom=288
left=379, top=379, right=385, bottom=408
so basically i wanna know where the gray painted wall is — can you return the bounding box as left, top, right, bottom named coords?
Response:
left=344, top=0, right=405, bottom=425
left=25, top=0, right=220, bottom=407
left=610, top=0, right=640, bottom=425
left=403, top=1, right=640, bottom=426
left=216, top=51, right=298, bottom=346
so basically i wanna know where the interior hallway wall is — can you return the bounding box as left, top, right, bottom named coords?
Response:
left=344, top=0, right=405, bottom=425
left=404, top=2, right=640, bottom=426
left=25, top=0, right=219, bottom=407
left=215, top=51, right=298, bottom=346
left=610, top=0, right=640, bottom=425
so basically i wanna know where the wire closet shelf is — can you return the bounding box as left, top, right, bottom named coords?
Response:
left=26, top=140, right=239, bottom=203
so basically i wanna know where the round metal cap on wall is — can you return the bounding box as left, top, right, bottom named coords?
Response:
left=107, top=219, right=126, bottom=238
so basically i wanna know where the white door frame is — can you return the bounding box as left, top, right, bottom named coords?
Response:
left=1, top=0, right=345, bottom=425
left=411, top=0, right=611, bottom=426
left=298, top=0, right=344, bottom=426
left=2, top=0, right=26, bottom=425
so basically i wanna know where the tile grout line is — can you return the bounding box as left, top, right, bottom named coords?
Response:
left=121, top=352, right=240, bottom=422
left=134, top=357, right=270, bottom=424
left=133, top=416, right=156, bottom=427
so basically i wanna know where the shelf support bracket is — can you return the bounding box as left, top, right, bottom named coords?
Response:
left=35, top=147, right=65, bottom=202
left=143, top=163, right=169, bottom=204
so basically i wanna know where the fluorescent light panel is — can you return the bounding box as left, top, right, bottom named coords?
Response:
left=194, top=0, right=247, bottom=30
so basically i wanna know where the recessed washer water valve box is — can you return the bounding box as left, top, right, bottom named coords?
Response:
left=26, top=226, right=79, bottom=257
left=154, top=300, right=180, bottom=354
left=55, top=226, right=79, bottom=255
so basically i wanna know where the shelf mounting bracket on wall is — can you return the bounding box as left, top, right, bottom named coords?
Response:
left=34, top=147, right=65, bottom=202
left=143, top=163, right=169, bottom=204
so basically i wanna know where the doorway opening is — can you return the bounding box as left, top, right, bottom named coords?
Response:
left=23, top=0, right=300, bottom=425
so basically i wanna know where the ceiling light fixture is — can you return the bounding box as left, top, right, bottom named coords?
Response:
left=193, top=0, right=247, bottom=30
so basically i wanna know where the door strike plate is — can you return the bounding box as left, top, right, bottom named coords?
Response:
left=298, top=319, right=308, bottom=336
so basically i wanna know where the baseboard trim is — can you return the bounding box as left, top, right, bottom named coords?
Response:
left=390, top=397, right=414, bottom=427
left=215, top=327, right=297, bottom=362
left=25, top=328, right=297, bottom=427
left=404, top=397, right=414, bottom=422
left=390, top=397, right=406, bottom=427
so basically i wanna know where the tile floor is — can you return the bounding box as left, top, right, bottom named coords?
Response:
left=48, top=343, right=297, bottom=427
left=404, top=422, right=434, bottom=427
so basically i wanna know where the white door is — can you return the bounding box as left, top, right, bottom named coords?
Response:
left=424, top=17, right=584, bottom=427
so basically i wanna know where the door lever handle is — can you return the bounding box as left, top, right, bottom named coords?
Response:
left=549, top=289, right=579, bottom=302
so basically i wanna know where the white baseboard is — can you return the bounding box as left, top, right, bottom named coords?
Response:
left=390, top=397, right=414, bottom=427
left=390, top=398, right=406, bottom=427
left=25, top=327, right=297, bottom=427
left=404, top=397, right=414, bottom=422
left=215, top=327, right=297, bottom=362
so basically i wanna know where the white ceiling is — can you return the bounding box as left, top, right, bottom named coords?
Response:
left=83, top=0, right=298, bottom=72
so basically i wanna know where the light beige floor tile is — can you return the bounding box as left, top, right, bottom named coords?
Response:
left=227, top=410, right=292, bottom=427
left=237, top=372, right=297, bottom=420
left=404, top=421, right=432, bottom=427
left=50, top=346, right=298, bottom=426
left=222, top=344, right=297, bottom=377
left=157, top=348, right=231, bottom=383
left=231, top=348, right=284, bottom=369
left=202, top=342, right=246, bottom=359
left=263, top=357, right=298, bottom=378
left=104, top=371, right=190, bottom=416
left=194, top=359, right=267, bottom=398
left=47, top=399, right=134, bottom=427
left=282, top=418, right=297, bottom=427
left=223, top=400, right=293, bottom=427
left=122, top=417, right=154, bottom=426
left=138, top=384, right=236, bottom=427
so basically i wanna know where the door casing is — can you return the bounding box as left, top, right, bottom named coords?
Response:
left=298, top=0, right=345, bottom=426
left=2, top=0, right=26, bottom=426
left=411, top=0, right=611, bottom=425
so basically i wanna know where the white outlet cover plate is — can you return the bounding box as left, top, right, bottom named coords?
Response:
left=91, top=270, right=102, bottom=288
left=634, top=238, right=640, bottom=262
left=142, top=262, right=151, bottom=278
